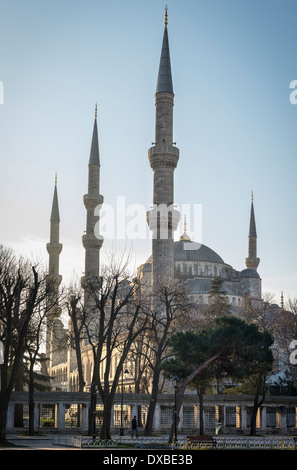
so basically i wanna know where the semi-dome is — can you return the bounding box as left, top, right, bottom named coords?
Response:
left=174, top=240, right=224, bottom=264
left=238, top=268, right=260, bottom=279
left=183, top=278, right=236, bottom=295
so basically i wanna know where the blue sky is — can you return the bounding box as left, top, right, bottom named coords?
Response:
left=0, top=0, right=296, bottom=303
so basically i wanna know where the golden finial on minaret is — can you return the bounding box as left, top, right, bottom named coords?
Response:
left=180, top=215, right=191, bottom=241
left=281, top=291, right=284, bottom=310
left=251, top=190, right=254, bottom=203
left=164, top=5, right=168, bottom=27
left=55, top=173, right=57, bottom=185
left=95, top=102, right=98, bottom=119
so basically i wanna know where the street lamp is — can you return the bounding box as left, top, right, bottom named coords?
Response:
left=172, top=376, right=180, bottom=444
left=120, top=368, right=129, bottom=436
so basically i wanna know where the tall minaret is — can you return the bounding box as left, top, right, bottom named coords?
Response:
left=46, top=175, right=63, bottom=365
left=81, top=104, right=103, bottom=293
left=245, top=192, right=260, bottom=271
left=147, top=7, right=180, bottom=287
left=46, top=175, right=63, bottom=289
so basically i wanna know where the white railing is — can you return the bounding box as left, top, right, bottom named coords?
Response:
left=215, top=436, right=295, bottom=450
left=53, top=435, right=296, bottom=450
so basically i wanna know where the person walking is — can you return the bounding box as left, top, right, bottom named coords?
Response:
left=131, top=415, right=138, bottom=438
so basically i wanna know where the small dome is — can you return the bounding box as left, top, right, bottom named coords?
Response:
left=142, top=262, right=152, bottom=273
left=239, top=268, right=260, bottom=279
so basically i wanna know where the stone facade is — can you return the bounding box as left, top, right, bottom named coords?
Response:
left=7, top=391, right=297, bottom=436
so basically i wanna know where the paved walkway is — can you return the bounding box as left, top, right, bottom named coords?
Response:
left=1, top=434, right=74, bottom=450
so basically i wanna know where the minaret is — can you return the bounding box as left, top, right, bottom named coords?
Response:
left=147, top=7, right=180, bottom=287
left=46, top=175, right=63, bottom=365
left=46, top=175, right=63, bottom=287
left=245, top=192, right=260, bottom=270
left=81, top=104, right=103, bottom=292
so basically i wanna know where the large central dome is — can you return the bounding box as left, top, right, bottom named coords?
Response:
left=141, top=240, right=225, bottom=274
left=174, top=240, right=224, bottom=264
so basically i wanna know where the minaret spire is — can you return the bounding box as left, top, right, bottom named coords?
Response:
left=46, top=176, right=63, bottom=366
left=50, top=174, right=60, bottom=223
left=81, top=106, right=103, bottom=288
left=245, top=192, right=260, bottom=270
left=156, top=6, right=173, bottom=95
left=47, top=175, right=63, bottom=278
left=89, top=103, right=100, bottom=166
left=147, top=8, right=180, bottom=287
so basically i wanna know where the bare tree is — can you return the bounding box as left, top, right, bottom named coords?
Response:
left=144, top=279, right=196, bottom=436
left=64, top=284, right=85, bottom=393
left=0, top=246, right=54, bottom=444
left=81, top=254, right=150, bottom=439
left=276, top=297, right=297, bottom=390
left=25, top=300, right=50, bottom=434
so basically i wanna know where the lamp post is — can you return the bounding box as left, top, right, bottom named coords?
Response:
left=120, top=368, right=129, bottom=436
left=172, top=376, right=180, bottom=445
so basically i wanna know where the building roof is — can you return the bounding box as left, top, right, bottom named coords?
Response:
left=174, top=240, right=225, bottom=263
left=183, top=278, right=235, bottom=295
left=142, top=241, right=225, bottom=272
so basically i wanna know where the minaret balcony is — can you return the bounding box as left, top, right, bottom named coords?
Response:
left=83, top=193, right=103, bottom=210
left=148, top=145, right=179, bottom=169
left=147, top=206, right=180, bottom=233
left=46, top=242, right=63, bottom=256
left=82, top=233, right=103, bottom=249
left=46, top=273, right=62, bottom=289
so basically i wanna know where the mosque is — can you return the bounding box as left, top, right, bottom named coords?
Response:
left=46, top=9, right=262, bottom=392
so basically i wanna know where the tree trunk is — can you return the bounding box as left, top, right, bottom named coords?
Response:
left=88, top=384, right=97, bottom=437
left=71, top=298, right=85, bottom=393
left=197, top=387, right=204, bottom=435
left=168, top=352, right=221, bottom=443
left=0, top=392, right=8, bottom=445
left=250, top=373, right=266, bottom=436
left=100, top=400, right=112, bottom=440
left=250, top=399, right=259, bottom=436
left=144, top=365, right=160, bottom=436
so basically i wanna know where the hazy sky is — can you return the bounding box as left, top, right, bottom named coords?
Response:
left=0, top=0, right=296, bottom=303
